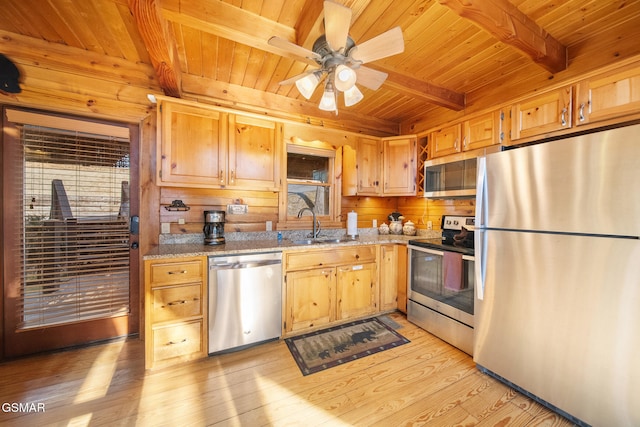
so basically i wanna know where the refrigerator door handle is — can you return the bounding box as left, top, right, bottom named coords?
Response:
left=475, top=156, right=487, bottom=300
left=476, top=156, right=487, bottom=228
left=475, top=229, right=487, bottom=300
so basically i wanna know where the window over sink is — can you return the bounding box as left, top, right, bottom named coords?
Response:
left=283, top=141, right=341, bottom=228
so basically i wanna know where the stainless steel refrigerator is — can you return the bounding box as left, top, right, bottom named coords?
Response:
left=474, top=124, right=640, bottom=427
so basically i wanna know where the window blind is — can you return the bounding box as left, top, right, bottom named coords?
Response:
left=17, top=123, right=131, bottom=329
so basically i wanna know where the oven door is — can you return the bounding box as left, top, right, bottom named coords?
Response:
left=407, top=245, right=474, bottom=327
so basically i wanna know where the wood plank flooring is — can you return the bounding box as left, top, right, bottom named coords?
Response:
left=0, top=312, right=575, bottom=426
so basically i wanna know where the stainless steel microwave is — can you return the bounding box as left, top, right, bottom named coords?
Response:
left=423, top=157, right=477, bottom=198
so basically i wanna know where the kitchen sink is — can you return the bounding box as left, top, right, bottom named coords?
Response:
left=291, top=237, right=355, bottom=245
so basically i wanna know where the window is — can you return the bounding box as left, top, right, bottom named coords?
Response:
left=285, top=142, right=340, bottom=226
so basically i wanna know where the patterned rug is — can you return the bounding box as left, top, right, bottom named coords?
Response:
left=285, top=316, right=410, bottom=376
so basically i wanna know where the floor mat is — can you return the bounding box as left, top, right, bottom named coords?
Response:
left=285, top=316, right=410, bottom=376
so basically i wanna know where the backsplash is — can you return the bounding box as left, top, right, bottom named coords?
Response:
left=159, top=227, right=441, bottom=245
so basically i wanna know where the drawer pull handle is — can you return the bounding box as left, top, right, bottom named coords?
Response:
left=168, top=338, right=187, bottom=345
left=168, top=270, right=188, bottom=275
left=167, top=300, right=187, bottom=306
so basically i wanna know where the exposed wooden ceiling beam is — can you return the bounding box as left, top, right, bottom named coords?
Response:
left=439, top=0, right=567, bottom=74
left=181, top=74, right=399, bottom=136
left=161, top=0, right=465, bottom=111
left=378, top=67, right=466, bottom=111
left=129, top=0, right=182, bottom=98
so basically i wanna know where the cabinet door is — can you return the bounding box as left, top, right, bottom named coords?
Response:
left=430, top=123, right=462, bottom=158
left=336, top=262, right=378, bottom=320
left=382, top=136, right=417, bottom=196
left=575, top=66, right=640, bottom=126
left=228, top=115, right=281, bottom=190
left=463, top=111, right=502, bottom=151
left=158, top=100, right=227, bottom=187
left=511, top=87, right=572, bottom=140
left=356, top=137, right=382, bottom=195
left=285, top=268, right=336, bottom=332
left=379, top=245, right=398, bottom=311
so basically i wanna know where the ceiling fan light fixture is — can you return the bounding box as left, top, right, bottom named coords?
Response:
left=344, top=84, right=364, bottom=107
left=334, top=64, right=357, bottom=91
left=295, top=72, right=321, bottom=99
left=319, top=79, right=337, bottom=112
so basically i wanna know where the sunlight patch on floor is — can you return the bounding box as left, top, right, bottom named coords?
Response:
left=255, top=375, right=353, bottom=426
left=66, top=413, right=93, bottom=426
left=72, top=340, right=124, bottom=404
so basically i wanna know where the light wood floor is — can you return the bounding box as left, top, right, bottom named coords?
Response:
left=0, top=312, right=575, bottom=426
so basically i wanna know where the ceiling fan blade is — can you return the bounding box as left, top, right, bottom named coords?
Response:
left=268, top=36, right=321, bottom=65
left=355, top=66, right=388, bottom=90
left=351, top=26, right=404, bottom=64
left=278, top=70, right=318, bottom=86
left=324, top=0, right=352, bottom=52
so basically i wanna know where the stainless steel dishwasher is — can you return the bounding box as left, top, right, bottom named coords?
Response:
left=208, top=251, right=282, bottom=354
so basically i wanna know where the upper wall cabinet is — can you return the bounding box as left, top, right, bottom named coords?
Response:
left=511, top=86, right=572, bottom=141
left=343, top=135, right=417, bottom=196
left=157, top=98, right=281, bottom=191
left=429, top=110, right=503, bottom=159
left=228, top=115, right=281, bottom=190
left=575, top=65, right=640, bottom=126
left=382, top=136, right=417, bottom=196
left=158, top=100, right=228, bottom=187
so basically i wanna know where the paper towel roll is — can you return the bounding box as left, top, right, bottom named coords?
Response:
left=347, top=211, right=358, bottom=237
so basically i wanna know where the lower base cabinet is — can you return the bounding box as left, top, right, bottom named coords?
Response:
left=284, top=246, right=378, bottom=333
left=379, top=244, right=408, bottom=313
left=144, top=256, right=208, bottom=369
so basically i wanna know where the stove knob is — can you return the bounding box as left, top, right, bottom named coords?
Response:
left=453, top=220, right=459, bottom=225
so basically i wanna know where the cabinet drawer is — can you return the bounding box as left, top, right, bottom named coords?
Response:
left=151, top=284, right=203, bottom=323
left=152, top=320, right=203, bottom=363
left=149, top=259, right=204, bottom=286
left=286, top=245, right=376, bottom=270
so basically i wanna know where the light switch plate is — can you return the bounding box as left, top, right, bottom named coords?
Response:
left=227, top=204, right=248, bottom=214
left=161, top=222, right=171, bottom=233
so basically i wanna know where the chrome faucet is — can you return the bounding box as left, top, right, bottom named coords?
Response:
left=297, top=207, right=320, bottom=238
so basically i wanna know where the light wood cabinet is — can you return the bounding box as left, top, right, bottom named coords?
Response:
left=430, top=123, right=462, bottom=158
left=158, top=100, right=228, bottom=187
left=382, top=136, right=417, bottom=196
left=336, top=262, right=378, bottom=320
left=285, top=267, right=336, bottom=332
left=379, top=244, right=408, bottom=313
left=575, top=65, right=640, bottom=126
left=144, top=256, right=207, bottom=369
left=354, top=136, right=382, bottom=195
left=463, top=111, right=504, bottom=151
left=284, top=245, right=377, bottom=333
left=228, top=114, right=281, bottom=190
left=157, top=97, right=281, bottom=190
left=429, top=111, right=503, bottom=159
left=510, top=86, right=573, bottom=141
left=343, top=135, right=417, bottom=196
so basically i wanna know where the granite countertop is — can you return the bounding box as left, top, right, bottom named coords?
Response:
left=143, top=232, right=424, bottom=260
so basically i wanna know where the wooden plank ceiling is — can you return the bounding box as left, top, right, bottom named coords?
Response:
left=1, top=0, right=639, bottom=134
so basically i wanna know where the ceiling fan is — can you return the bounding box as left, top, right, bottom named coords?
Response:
left=268, top=1, right=404, bottom=113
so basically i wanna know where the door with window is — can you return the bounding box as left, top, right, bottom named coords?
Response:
left=2, top=108, right=139, bottom=358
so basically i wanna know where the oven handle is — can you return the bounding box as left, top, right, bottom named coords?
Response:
left=407, top=245, right=443, bottom=256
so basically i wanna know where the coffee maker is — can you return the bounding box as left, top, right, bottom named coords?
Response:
left=203, top=210, right=225, bottom=245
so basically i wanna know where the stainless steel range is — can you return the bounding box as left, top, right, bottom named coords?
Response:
left=407, top=215, right=475, bottom=355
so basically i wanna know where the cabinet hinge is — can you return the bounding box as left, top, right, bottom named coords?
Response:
left=159, top=170, right=162, bottom=178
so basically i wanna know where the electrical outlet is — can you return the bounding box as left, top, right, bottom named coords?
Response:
left=266, top=220, right=272, bottom=231
left=161, top=222, right=171, bottom=233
